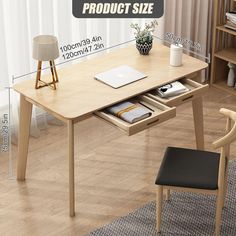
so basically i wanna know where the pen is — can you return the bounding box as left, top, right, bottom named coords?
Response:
left=138, top=102, right=155, bottom=112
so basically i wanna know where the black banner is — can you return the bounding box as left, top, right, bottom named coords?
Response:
left=72, top=0, right=164, bottom=18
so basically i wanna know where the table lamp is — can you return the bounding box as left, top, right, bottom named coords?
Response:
left=33, top=35, right=59, bottom=90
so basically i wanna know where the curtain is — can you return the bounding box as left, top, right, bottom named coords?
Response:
left=164, top=0, right=213, bottom=81
left=0, top=0, right=164, bottom=142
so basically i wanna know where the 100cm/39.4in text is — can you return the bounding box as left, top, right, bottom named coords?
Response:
left=60, top=36, right=104, bottom=60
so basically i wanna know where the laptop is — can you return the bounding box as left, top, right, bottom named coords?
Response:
left=94, top=65, right=147, bottom=89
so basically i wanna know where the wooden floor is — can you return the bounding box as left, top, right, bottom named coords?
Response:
left=0, top=87, right=236, bottom=236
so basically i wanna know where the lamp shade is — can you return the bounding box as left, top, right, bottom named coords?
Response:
left=33, top=35, right=59, bottom=61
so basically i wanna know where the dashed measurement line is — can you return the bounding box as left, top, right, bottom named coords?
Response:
left=12, top=38, right=136, bottom=81
left=60, top=36, right=104, bottom=61
left=1, top=113, right=9, bottom=153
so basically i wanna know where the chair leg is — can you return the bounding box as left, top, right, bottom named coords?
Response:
left=222, top=175, right=228, bottom=207
left=223, top=159, right=229, bottom=207
left=215, top=190, right=224, bottom=236
left=156, top=185, right=163, bottom=232
left=166, top=189, right=170, bottom=201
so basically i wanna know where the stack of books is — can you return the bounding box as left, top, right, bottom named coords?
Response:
left=225, top=12, right=236, bottom=31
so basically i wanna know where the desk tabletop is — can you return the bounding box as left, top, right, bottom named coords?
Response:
left=13, top=43, right=208, bottom=121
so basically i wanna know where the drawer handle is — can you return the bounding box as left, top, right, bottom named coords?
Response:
left=147, top=118, right=160, bottom=126
left=182, top=95, right=194, bottom=102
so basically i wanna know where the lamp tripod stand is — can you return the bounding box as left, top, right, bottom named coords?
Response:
left=33, top=35, right=60, bottom=90
left=35, top=60, right=59, bottom=90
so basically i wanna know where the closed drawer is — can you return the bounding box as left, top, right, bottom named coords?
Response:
left=146, top=78, right=209, bottom=107
left=94, top=95, right=176, bottom=136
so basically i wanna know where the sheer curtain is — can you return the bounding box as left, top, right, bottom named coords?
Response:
left=0, top=0, right=164, bottom=141
left=164, top=0, right=213, bottom=81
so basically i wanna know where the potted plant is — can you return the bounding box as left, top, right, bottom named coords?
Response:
left=131, top=20, right=158, bottom=55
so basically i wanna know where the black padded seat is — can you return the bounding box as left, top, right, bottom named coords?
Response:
left=155, top=147, right=221, bottom=190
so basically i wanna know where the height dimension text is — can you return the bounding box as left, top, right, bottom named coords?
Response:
left=1, top=114, right=9, bottom=153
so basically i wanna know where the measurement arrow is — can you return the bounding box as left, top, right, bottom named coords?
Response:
left=12, top=36, right=210, bottom=82
left=12, top=39, right=136, bottom=81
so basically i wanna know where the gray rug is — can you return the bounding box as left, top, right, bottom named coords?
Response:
left=87, top=161, right=236, bottom=236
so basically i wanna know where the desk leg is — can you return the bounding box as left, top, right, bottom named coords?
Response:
left=68, top=120, right=75, bottom=217
left=192, top=96, right=205, bottom=150
left=17, top=95, right=33, bottom=180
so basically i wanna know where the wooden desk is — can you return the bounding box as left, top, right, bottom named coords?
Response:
left=13, top=43, right=208, bottom=216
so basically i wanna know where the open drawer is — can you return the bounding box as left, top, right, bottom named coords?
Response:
left=146, top=78, right=209, bottom=107
left=94, top=95, right=176, bottom=136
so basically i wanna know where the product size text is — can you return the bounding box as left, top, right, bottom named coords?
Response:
left=82, top=3, right=154, bottom=15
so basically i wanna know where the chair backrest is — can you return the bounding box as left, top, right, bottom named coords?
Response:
left=213, top=108, right=236, bottom=149
left=213, top=108, right=236, bottom=189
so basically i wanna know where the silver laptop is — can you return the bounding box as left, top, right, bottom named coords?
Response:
left=94, top=65, right=147, bottom=89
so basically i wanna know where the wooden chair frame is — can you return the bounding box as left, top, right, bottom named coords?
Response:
left=156, top=108, right=236, bottom=236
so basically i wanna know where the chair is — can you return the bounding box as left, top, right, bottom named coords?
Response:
left=155, top=108, right=236, bottom=236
